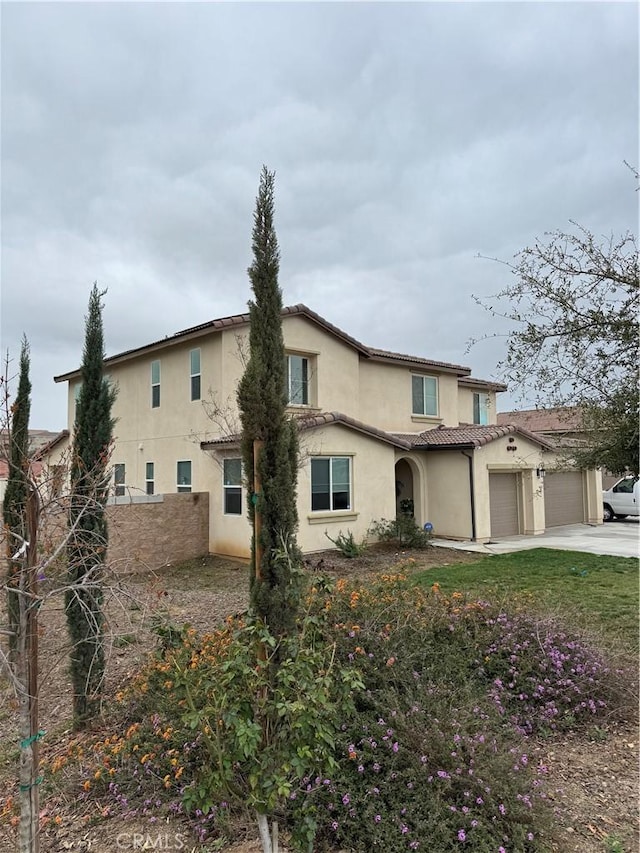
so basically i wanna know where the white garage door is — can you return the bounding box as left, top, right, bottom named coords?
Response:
left=544, top=471, right=584, bottom=527
left=489, top=473, right=520, bottom=538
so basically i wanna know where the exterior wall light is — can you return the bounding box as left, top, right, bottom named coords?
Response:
left=536, top=466, right=546, bottom=479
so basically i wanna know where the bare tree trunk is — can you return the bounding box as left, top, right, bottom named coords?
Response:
left=256, top=812, right=272, bottom=853
left=17, top=486, right=40, bottom=853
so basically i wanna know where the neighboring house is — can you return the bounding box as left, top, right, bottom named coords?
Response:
left=0, top=429, right=69, bottom=504
left=53, top=304, right=602, bottom=558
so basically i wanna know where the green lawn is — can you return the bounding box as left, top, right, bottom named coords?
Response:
left=413, top=548, right=639, bottom=651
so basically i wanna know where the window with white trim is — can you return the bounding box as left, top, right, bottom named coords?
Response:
left=177, top=460, right=192, bottom=493
left=151, top=360, right=161, bottom=408
left=286, top=354, right=309, bottom=406
left=412, top=374, right=438, bottom=417
left=473, top=392, right=490, bottom=425
left=223, top=458, right=242, bottom=515
left=145, top=462, right=155, bottom=496
left=190, top=349, right=201, bottom=402
left=114, top=463, right=125, bottom=497
left=311, top=457, right=351, bottom=512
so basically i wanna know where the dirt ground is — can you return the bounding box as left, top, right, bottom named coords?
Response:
left=0, top=544, right=638, bottom=853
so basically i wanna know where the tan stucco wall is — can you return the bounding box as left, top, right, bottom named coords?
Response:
left=208, top=424, right=399, bottom=557
left=457, top=388, right=498, bottom=425
left=424, top=451, right=474, bottom=539
left=359, top=361, right=461, bottom=432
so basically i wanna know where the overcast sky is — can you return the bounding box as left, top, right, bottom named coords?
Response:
left=1, top=1, right=638, bottom=431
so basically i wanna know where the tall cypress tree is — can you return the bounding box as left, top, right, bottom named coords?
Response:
left=66, top=284, right=115, bottom=728
left=3, top=336, right=31, bottom=660
left=237, top=167, right=300, bottom=639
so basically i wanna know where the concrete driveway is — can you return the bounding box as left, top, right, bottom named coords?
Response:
left=433, top=518, right=640, bottom=559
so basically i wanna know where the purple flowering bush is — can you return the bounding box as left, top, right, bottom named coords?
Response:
left=467, top=608, right=631, bottom=735
left=306, top=577, right=550, bottom=851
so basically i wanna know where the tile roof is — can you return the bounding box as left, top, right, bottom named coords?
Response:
left=392, top=423, right=554, bottom=450
left=459, top=376, right=508, bottom=392
left=55, top=303, right=474, bottom=382
left=497, top=406, right=583, bottom=433
left=201, top=411, right=412, bottom=451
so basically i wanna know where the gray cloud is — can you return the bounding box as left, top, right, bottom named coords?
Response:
left=1, top=1, right=637, bottom=428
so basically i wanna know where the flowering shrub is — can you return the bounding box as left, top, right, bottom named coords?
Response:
left=40, top=568, right=633, bottom=852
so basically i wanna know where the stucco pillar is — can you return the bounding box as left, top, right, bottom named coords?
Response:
left=584, top=467, right=604, bottom=525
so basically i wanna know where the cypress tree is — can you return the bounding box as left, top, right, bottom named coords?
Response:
left=66, top=284, right=115, bottom=728
left=237, top=167, right=301, bottom=639
left=3, top=336, right=31, bottom=660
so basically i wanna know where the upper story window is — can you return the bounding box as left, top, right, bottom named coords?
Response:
left=190, top=349, right=201, bottom=402
left=223, top=458, right=242, bottom=515
left=177, top=460, right=192, bottom=493
left=473, top=392, right=490, bottom=425
left=145, top=462, right=155, bottom=496
left=151, top=360, right=161, bottom=408
left=286, top=354, right=309, bottom=406
left=412, top=375, right=438, bottom=417
left=114, top=463, right=126, bottom=497
left=311, top=456, right=351, bottom=512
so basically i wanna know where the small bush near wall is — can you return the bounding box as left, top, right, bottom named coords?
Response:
left=369, top=515, right=433, bottom=549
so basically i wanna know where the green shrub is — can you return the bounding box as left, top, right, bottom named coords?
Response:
left=324, top=529, right=368, bottom=558
left=369, top=515, right=433, bottom=549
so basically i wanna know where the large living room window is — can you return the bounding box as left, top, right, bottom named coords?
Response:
left=311, top=457, right=351, bottom=511
left=151, top=360, right=161, bottom=408
left=223, top=458, right=242, bottom=515
left=286, top=354, right=309, bottom=406
left=473, top=392, right=490, bottom=425
left=412, top=374, right=438, bottom=417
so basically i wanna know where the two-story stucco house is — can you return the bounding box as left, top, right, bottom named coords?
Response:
left=54, top=304, right=602, bottom=558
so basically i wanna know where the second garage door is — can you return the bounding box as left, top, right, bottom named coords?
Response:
left=544, top=471, right=585, bottom=527
left=489, top=473, right=520, bottom=538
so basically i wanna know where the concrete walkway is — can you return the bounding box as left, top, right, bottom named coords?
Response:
left=433, top=519, right=640, bottom=559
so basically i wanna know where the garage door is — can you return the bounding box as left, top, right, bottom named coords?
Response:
left=489, top=473, right=520, bottom=538
left=544, top=471, right=584, bottom=527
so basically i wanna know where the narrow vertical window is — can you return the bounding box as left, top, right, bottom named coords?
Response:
left=287, top=354, right=309, bottom=405
left=145, top=462, right=155, bottom=496
left=473, top=392, right=489, bottom=425
left=151, top=360, right=161, bottom=408
left=223, top=458, right=242, bottom=515
left=74, top=382, right=83, bottom=417
left=177, top=460, right=192, bottom=493
left=190, top=349, right=201, bottom=402
left=114, top=463, right=125, bottom=497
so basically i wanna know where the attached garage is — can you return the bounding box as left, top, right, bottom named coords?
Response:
left=489, top=472, right=520, bottom=538
left=544, top=470, right=585, bottom=527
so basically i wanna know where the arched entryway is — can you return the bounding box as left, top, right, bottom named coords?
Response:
left=395, top=457, right=417, bottom=518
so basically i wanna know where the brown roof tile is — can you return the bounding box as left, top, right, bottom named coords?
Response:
left=201, top=411, right=411, bottom=451
left=393, top=423, right=554, bottom=450
left=497, top=407, right=583, bottom=433
left=55, top=304, right=475, bottom=382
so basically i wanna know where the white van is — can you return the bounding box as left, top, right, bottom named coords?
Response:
left=602, top=476, right=640, bottom=521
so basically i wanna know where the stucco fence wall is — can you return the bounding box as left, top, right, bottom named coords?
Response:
left=5, top=491, right=211, bottom=574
